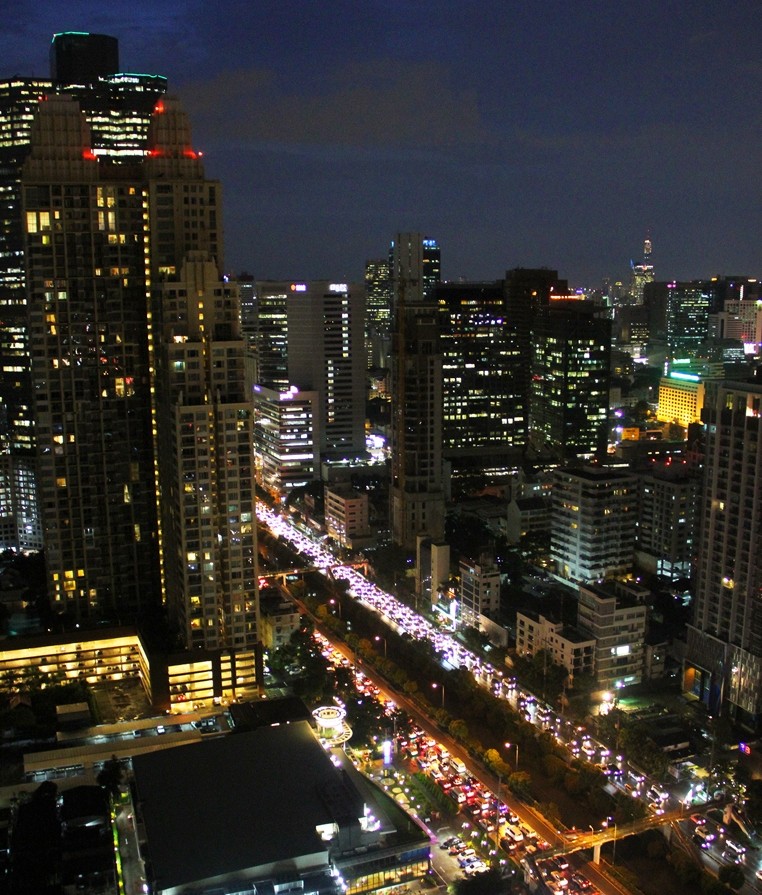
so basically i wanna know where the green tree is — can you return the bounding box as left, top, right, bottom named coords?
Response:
left=718, top=864, right=745, bottom=891
left=537, top=800, right=560, bottom=824
left=97, top=755, right=123, bottom=798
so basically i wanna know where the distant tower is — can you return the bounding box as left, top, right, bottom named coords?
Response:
left=364, top=258, right=392, bottom=368
left=389, top=233, right=445, bottom=550
left=251, top=280, right=366, bottom=497
left=630, top=234, right=654, bottom=304
left=435, top=280, right=526, bottom=482
left=49, top=31, right=119, bottom=84
left=530, top=300, right=611, bottom=459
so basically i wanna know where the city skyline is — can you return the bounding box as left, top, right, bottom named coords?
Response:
left=2, top=1, right=762, bottom=287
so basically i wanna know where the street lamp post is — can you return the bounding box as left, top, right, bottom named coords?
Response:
left=603, top=817, right=617, bottom=864
left=374, top=635, right=387, bottom=658
left=494, top=774, right=502, bottom=861
left=329, top=598, right=342, bottom=619
left=504, top=741, right=519, bottom=771
left=431, top=682, right=445, bottom=707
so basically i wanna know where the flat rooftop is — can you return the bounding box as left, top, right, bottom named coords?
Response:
left=133, top=720, right=363, bottom=892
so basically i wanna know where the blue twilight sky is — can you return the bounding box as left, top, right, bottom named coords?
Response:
left=2, top=0, right=762, bottom=287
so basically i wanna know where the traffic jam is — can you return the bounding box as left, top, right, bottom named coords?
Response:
left=263, top=504, right=755, bottom=888
left=314, top=631, right=600, bottom=892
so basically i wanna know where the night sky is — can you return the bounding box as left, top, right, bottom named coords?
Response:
left=3, top=1, right=762, bottom=287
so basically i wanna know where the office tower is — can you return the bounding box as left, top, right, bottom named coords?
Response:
left=252, top=282, right=290, bottom=390
left=685, top=380, right=762, bottom=726
left=635, top=465, right=698, bottom=581
left=364, top=257, right=391, bottom=368
left=551, top=465, right=638, bottom=583
left=251, top=281, right=365, bottom=498
left=435, top=280, right=525, bottom=484
left=389, top=235, right=440, bottom=299
left=286, top=281, right=366, bottom=459
left=666, top=281, right=711, bottom=365
left=530, top=301, right=611, bottom=459
left=50, top=32, right=119, bottom=84
left=22, top=94, right=159, bottom=620
left=0, top=34, right=166, bottom=551
left=389, top=232, right=445, bottom=550
left=154, top=254, right=257, bottom=655
left=253, top=384, right=320, bottom=496
left=504, top=268, right=568, bottom=438
left=630, top=234, right=654, bottom=304
left=237, top=272, right=256, bottom=350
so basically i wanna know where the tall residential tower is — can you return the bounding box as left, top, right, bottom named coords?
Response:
left=389, top=232, right=445, bottom=550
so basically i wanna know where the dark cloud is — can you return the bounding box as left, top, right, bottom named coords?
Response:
left=182, top=59, right=489, bottom=150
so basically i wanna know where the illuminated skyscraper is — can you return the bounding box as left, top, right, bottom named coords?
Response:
left=364, top=257, right=392, bottom=368
left=630, top=234, right=654, bottom=304
left=22, top=94, right=159, bottom=620
left=435, top=280, right=525, bottom=483
left=530, top=301, right=611, bottom=459
left=685, top=379, right=762, bottom=727
left=154, top=253, right=257, bottom=666
left=251, top=280, right=366, bottom=497
left=389, top=232, right=445, bottom=550
left=0, top=34, right=166, bottom=551
left=666, top=281, right=711, bottom=365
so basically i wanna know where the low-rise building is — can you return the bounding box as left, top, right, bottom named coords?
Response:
left=459, top=553, right=500, bottom=628
left=514, top=611, right=595, bottom=685
left=577, top=580, right=648, bottom=689
left=506, top=495, right=551, bottom=546
left=325, top=485, right=372, bottom=549
left=259, top=589, right=301, bottom=650
left=132, top=720, right=431, bottom=895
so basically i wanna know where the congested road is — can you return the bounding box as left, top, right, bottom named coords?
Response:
left=258, top=503, right=762, bottom=890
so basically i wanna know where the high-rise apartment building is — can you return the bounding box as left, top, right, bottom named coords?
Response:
left=685, top=379, right=762, bottom=728
left=635, top=466, right=698, bottom=581
left=0, top=33, right=166, bottom=552
left=530, top=301, right=611, bottom=459
left=551, top=465, right=638, bottom=583
left=435, top=280, right=525, bottom=482
left=389, top=233, right=445, bottom=550
left=154, top=254, right=256, bottom=656
left=22, top=93, right=159, bottom=620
